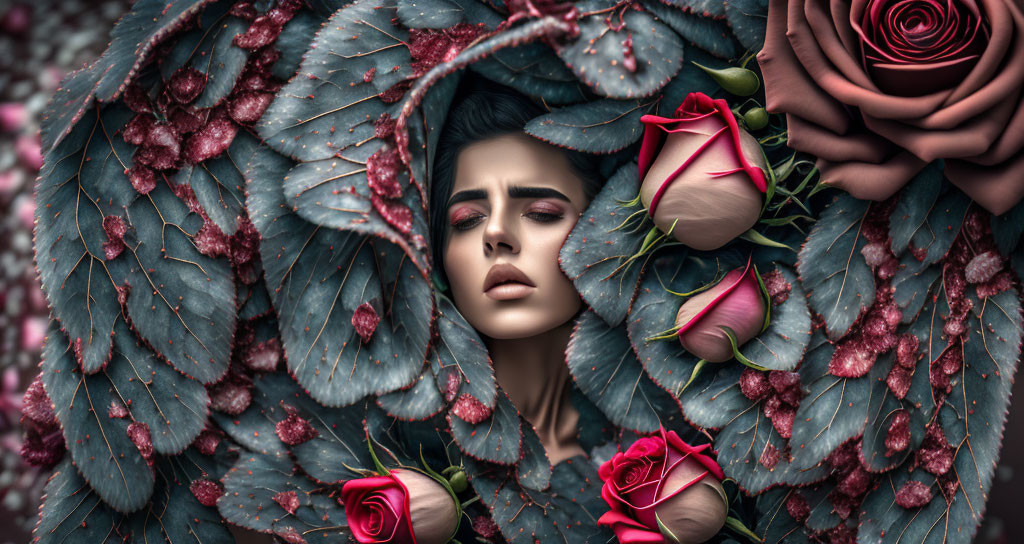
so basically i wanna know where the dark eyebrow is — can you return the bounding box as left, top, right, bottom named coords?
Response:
left=447, top=189, right=487, bottom=208
left=447, top=186, right=571, bottom=209
left=508, top=185, right=571, bottom=202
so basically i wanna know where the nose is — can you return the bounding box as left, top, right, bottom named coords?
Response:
left=483, top=211, right=520, bottom=256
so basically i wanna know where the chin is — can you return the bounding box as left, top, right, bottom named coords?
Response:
left=466, top=299, right=580, bottom=340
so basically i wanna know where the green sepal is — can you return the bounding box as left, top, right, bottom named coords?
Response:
left=753, top=265, right=771, bottom=333
left=740, top=229, right=796, bottom=252
left=721, top=327, right=768, bottom=371
left=367, top=434, right=390, bottom=476
left=657, top=512, right=683, bottom=543
left=678, top=359, right=708, bottom=396
left=725, top=515, right=763, bottom=543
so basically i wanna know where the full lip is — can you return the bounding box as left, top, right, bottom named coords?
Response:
left=483, top=263, right=536, bottom=293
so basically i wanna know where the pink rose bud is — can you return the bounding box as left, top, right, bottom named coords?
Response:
left=675, top=261, right=767, bottom=363
left=341, top=469, right=459, bottom=544
left=597, top=428, right=727, bottom=544
left=637, top=92, right=767, bottom=251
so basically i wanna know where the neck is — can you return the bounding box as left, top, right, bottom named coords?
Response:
left=485, top=321, right=585, bottom=465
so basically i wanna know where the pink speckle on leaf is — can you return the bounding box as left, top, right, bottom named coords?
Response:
left=965, top=251, right=1002, bottom=284
left=229, top=1, right=257, bottom=20
left=128, top=165, right=157, bottom=195
left=193, top=429, right=222, bottom=455
left=896, top=334, right=919, bottom=368
left=472, top=515, right=501, bottom=540
left=184, top=115, right=238, bottom=164
left=379, top=80, right=412, bottom=104
left=770, top=404, right=796, bottom=438
left=366, top=146, right=403, bottom=199
left=836, top=466, right=871, bottom=498
left=170, top=107, right=206, bottom=134
left=108, top=400, right=129, bottom=419
left=829, top=341, right=876, bottom=378
left=275, top=413, right=319, bottom=446
left=190, top=478, right=223, bottom=507
left=443, top=370, right=461, bottom=402
left=785, top=492, right=810, bottom=523
left=895, top=480, right=933, bottom=509
left=861, top=242, right=890, bottom=268
left=230, top=216, right=260, bottom=266
left=885, top=410, right=910, bottom=454
left=228, top=92, right=273, bottom=124
left=917, top=424, right=954, bottom=476
left=374, top=113, right=396, bottom=140
left=22, top=376, right=55, bottom=425
left=759, top=442, right=780, bottom=469
left=127, top=421, right=154, bottom=459
left=124, top=84, right=153, bottom=114
left=886, top=364, right=913, bottom=399
left=761, top=269, right=791, bottom=305
left=168, top=67, right=206, bottom=104
left=452, top=393, right=492, bottom=424
left=370, top=194, right=412, bottom=235
left=243, top=338, right=281, bottom=372
left=273, top=490, right=300, bottom=515
left=739, top=369, right=771, bottom=401
left=234, top=13, right=286, bottom=50
left=209, top=381, right=252, bottom=415
left=352, top=302, right=380, bottom=344
left=102, top=215, right=128, bottom=260
left=977, top=271, right=1014, bottom=298
left=195, top=221, right=230, bottom=258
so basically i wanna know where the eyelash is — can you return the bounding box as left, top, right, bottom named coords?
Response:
left=450, top=211, right=564, bottom=231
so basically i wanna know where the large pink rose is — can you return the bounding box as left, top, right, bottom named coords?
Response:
left=638, top=92, right=768, bottom=251
left=757, top=0, right=1024, bottom=214
left=597, top=428, right=728, bottom=544
left=341, top=469, right=458, bottom=544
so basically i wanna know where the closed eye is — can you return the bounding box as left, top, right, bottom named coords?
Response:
left=452, top=214, right=485, bottom=231
left=524, top=211, right=563, bottom=223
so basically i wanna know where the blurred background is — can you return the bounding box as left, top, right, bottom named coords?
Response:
left=0, top=1, right=129, bottom=541
left=0, top=1, right=1021, bottom=543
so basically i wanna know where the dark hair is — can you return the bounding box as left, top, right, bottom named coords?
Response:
left=430, top=78, right=603, bottom=285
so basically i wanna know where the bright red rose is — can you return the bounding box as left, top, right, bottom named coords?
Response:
left=341, top=469, right=458, bottom=544
left=758, top=0, right=1024, bottom=215
left=597, top=428, right=728, bottom=544
left=638, top=92, right=767, bottom=251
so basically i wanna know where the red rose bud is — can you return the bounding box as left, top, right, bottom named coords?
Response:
left=638, top=92, right=767, bottom=251
left=597, top=428, right=727, bottom=544
left=675, top=261, right=767, bottom=363
left=341, top=469, right=459, bottom=544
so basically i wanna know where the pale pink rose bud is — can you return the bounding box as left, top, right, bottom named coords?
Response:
left=675, top=263, right=767, bottom=362
left=638, top=93, right=767, bottom=251
left=653, top=456, right=729, bottom=543
left=394, top=469, right=459, bottom=544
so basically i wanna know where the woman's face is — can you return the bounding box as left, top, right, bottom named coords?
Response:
left=442, top=133, right=588, bottom=340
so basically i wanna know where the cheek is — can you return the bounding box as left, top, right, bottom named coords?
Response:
left=528, top=222, right=578, bottom=290
left=443, top=235, right=477, bottom=292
